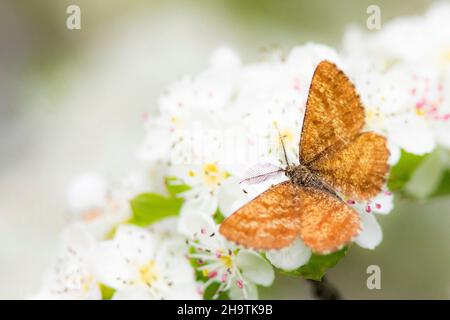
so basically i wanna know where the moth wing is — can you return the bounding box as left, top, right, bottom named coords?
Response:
left=298, top=187, right=360, bottom=254
left=219, top=181, right=302, bottom=250
left=309, top=132, right=389, bottom=201
left=300, top=61, right=365, bottom=164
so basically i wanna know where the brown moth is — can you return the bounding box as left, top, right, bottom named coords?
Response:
left=219, top=61, right=389, bottom=254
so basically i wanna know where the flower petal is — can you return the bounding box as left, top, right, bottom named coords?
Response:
left=218, top=177, right=246, bottom=217
left=112, top=287, right=154, bottom=300
left=355, top=212, right=382, bottom=249
left=370, top=191, right=394, bottom=215
left=113, top=225, right=159, bottom=263
left=88, top=242, right=138, bottom=290
left=236, top=250, right=274, bottom=287
left=387, top=140, right=401, bottom=165
left=177, top=210, right=216, bottom=237
left=67, top=172, right=107, bottom=215
left=265, top=237, right=312, bottom=271
left=387, top=114, right=435, bottom=155
left=181, top=188, right=218, bottom=216
left=229, top=280, right=258, bottom=300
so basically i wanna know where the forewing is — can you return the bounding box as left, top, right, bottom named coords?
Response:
left=219, top=181, right=302, bottom=250
left=300, top=61, right=365, bottom=164
left=309, top=132, right=389, bottom=201
left=298, top=187, right=360, bottom=254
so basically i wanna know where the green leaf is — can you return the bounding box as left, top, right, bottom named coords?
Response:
left=387, top=150, right=429, bottom=192
left=99, top=283, right=115, bottom=300
left=129, top=193, right=183, bottom=227
left=431, top=170, right=450, bottom=198
left=213, top=209, right=226, bottom=224
left=404, top=150, right=446, bottom=199
left=104, top=225, right=118, bottom=240
left=279, top=247, right=348, bottom=281
left=203, top=282, right=230, bottom=300
left=164, top=176, right=191, bottom=197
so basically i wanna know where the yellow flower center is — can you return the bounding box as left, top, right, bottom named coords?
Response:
left=416, top=108, right=426, bottom=117
left=279, top=129, right=294, bottom=144
left=219, top=255, right=233, bottom=269
left=272, top=121, right=294, bottom=147
left=201, top=163, right=229, bottom=188
left=170, top=116, right=178, bottom=124
left=139, top=260, right=159, bottom=286
left=82, top=276, right=94, bottom=294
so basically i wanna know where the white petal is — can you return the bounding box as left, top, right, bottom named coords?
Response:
left=181, top=188, right=218, bottom=216
left=387, top=140, right=401, bottom=165
left=113, top=225, right=159, bottom=263
left=229, top=281, right=258, bottom=300
left=154, top=238, right=195, bottom=285
left=236, top=250, right=274, bottom=287
left=67, top=172, right=107, bottom=215
left=60, top=223, right=96, bottom=253
left=177, top=210, right=216, bottom=237
left=387, top=114, right=435, bottom=155
left=112, top=287, right=154, bottom=300
left=148, top=216, right=179, bottom=234
left=218, top=177, right=246, bottom=217
left=88, top=242, right=138, bottom=290
left=370, top=191, right=394, bottom=215
left=265, top=237, right=312, bottom=271
left=162, top=282, right=202, bottom=300
left=355, top=213, right=382, bottom=249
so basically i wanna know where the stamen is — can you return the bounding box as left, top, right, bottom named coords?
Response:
left=221, top=274, right=228, bottom=283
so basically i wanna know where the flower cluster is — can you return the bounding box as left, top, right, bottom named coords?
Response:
left=34, top=2, right=450, bottom=300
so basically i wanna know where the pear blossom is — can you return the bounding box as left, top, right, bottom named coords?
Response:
left=343, top=59, right=436, bottom=157
left=88, top=224, right=200, bottom=300
left=32, top=224, right=101, bottom=300
left=347, top=190, right=394, bottom=249
left=181, top=212, right=274, bottom=299
left=233, top=44, right=341, bottom=167
left=342, top=1, right=450, bottom=150
left=66, top=172, right=147, bottom=239
left=266, top=238, right=312, bottom=271
left=36, top=31, right=441, bottom=299
left=137, top=47, right=241, bottom=165
left=162, top=44, right=344, bottom=230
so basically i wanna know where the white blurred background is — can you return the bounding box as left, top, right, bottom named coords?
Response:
left=1, top=0, right=448, bottom=299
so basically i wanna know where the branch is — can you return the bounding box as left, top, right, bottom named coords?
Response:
left=307, top=276, right=342, bottom=300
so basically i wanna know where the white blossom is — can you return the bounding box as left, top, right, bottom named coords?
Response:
left=31, top=224, right=101, bottom=300
left=66, top=172, right=147, bottom=239
left=181, top=212, right=274, bottom=299
left=342, top=2, right=450, bottom=150
left=88, top=224, right=199, bottom=300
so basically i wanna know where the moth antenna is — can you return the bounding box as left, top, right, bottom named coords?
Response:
left=239, top=169, right=284, bottom=184
left=274, top=123, right=290, bottom=166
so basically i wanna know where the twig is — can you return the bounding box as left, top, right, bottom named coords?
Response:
left=307, top=276, right=342, bottom=300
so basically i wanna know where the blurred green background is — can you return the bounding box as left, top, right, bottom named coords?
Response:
left=1, top=0, right=448, bottom=299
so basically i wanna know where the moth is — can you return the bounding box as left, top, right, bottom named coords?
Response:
left=219, top=61, right=389, bottom=254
